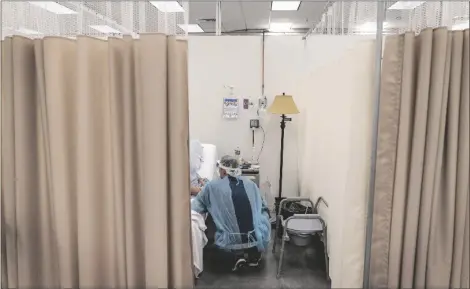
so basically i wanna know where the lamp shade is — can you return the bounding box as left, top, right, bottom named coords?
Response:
left=268, top=93, right=300, bottom=115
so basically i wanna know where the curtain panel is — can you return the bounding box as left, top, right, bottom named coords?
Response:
left=369, top=28, right=469, bottom=289
left=1, top=34, right=193, bottom=288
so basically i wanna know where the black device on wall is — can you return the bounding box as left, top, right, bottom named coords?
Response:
left=250, top=119, right=260, bottom=154
left=250, top=119, right=260, bottom=129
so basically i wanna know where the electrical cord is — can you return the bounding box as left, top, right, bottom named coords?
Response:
left=256, top=126, right=266, bottom=162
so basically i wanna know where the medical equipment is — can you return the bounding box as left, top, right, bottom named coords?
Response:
left=234, top=146, right=241, bottom=157
left=250, top=119, right=260, bottom=129
left=273, top=197, right=329, bottom=280
left=260, top=178, right=275, bottom=220
left=258, top=96, right=268, bottom=111
left=234, top=146, right=243, bottom=165
left=241, top=165, right=260, bottom=187
left=249, top=119, right=260, bottom=164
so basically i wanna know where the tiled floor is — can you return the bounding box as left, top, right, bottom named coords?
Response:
left=195, top=234, right=330, bottom=289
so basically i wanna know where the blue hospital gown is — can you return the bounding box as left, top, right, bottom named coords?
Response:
left=191, top=175, right=271, bottom=252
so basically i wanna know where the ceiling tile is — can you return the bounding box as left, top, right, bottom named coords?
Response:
left=220, top=1, right=246, bottom=32
left=242, top=1, right=271, bottom=30
left=188, top=0, right=328, bottom=33
left=270, top=1, right=327, bottom=29
left=189, top=2, right=216, bottom=23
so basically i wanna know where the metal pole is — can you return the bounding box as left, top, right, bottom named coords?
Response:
left=341, top=1, right=344, bottom=35
left=183, top=1, right=189, bottom=38
left=363, top=1, right=385, bottom=288
left=215, top=2, right=222, bottom=36
left=0, top=0, right=3, bottom=285
left=278, top=114, right=286, bottom=200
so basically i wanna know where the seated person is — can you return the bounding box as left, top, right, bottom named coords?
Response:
left=191, top=155, right=271, bottom=272
left=189, top=140, right=207, bottom=196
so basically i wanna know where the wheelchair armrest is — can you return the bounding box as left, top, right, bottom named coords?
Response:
left=279, top=198, right=314, bottom=212
left=314, top=197, right=329, bottom=213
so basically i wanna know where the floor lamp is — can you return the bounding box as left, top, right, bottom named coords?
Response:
left=268, top=93, right=299, bottom=215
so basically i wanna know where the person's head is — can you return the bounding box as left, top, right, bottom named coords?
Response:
left=218, top=155, right=240, bottom=178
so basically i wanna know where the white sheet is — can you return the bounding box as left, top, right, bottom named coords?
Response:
left=191, top=209, right=207, bottom=278
left=198, top=144, right=217, bottom=181
left=191, top=143, right=216, bottom=277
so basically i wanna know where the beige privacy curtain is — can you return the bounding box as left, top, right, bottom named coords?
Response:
left=369, top=28, right=470, bottom=288
left=1, top=34, right=193, bottom=288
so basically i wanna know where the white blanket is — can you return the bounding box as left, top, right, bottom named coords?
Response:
left=191, top=210, right=207, bottom=278
left=191, top=142, right=215, bottom=277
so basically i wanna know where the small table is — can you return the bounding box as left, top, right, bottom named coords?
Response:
left=241, top=166, right=260, bottom=187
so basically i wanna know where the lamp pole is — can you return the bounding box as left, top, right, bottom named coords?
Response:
left=278, top=113, right=286, bottom=198
left=274, top=102, right=292, bottom=215
left=275, top=113, right=288, bottom=216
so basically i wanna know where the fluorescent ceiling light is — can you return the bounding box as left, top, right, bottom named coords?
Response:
left=178, top=24, right=204, bottom=33
left=388, top=1, right=425, bottom=10
left=271, top=1, right=301, bottom=11
left=453, top=20, right=469, bottom=30
left=90, top=25, right=122, bottom=34
left=150, top=1, right=184, bottom=13
left=356, top=21, right=390, bottom=33
left=28, top=1, right=76, bottom=14
left=269, top=22, right=293, bottom=32
left=17, top=27, right=42, bottom=35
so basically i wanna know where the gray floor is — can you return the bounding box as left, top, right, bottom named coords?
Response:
left=195, top=233, right=331, bottom=289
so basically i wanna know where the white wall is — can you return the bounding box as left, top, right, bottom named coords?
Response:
left=188, top=36, right=262, bottom=163
left=188, top=35, right=305, bottom=199
left=262, top=36, right=305, bottom=199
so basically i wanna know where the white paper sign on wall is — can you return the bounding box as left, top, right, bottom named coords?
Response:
left=223, top=98, right=239, bottom=119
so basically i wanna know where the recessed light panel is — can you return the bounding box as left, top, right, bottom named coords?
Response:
left=388, top=1, right=425, bottom=10
left=271, top=1, right=301, bottom=11
left=150, top=1, right=184, bottom=13
left=90, top=25, right=122, bottom=34
left=178, top=24, right=204, bottom=33
left=29, top=1, right=76, bottom=14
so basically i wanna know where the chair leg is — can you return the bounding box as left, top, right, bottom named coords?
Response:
left=322, top=227, right=330, bottom=281
left=276, top=231, right=287, bottom=279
